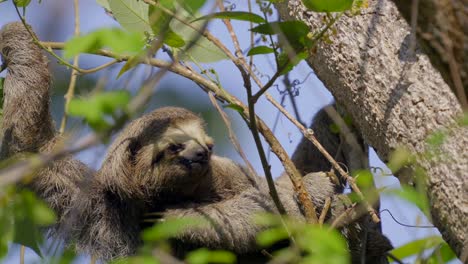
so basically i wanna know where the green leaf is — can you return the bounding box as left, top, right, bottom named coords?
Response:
left=251, top=21, right=311, bottom=52
left=12, top=190, right=57, bottom=257
left=64, top=28, right=145, bottom=58
left=251, top=21, right=308, bottom=35
left=223, top=104, right=244, bottom=114
left=170, top=10, right=229, bottom=63
left=192, top=11, right=266, bottom=24
left=388, top=186, right=430, bottom=216
left=13, top=0, right=31, bottom=7
left=256, top=227, right=289, bottom=247
left=68, top=90, right=130, bottom=132
left=247, top=46, right=274, bottom=56
left=117, top=55, right=140, bottom=78
left=164, top=29, right=186, bottom=48
left=0, top=197, right=14, bottom=258
left=426, top=131, right=446, bottom=147
left=142, top=217, right=205, bottom=242
left=387, top=147, right=414, bottom=173
left=186, top=248, right=236, bottom=264
left=354, top=170, right=373, bottom=189
left=277, top=51, right=307, bottom=75
left=301, top=0, right=354, bottom=12
left=426, top=242, right=456, bottom=263
left=298, top=226, right=349, bottom=264
left=176, top=0, right=206, bottom=16
left=108, top=0, right=152, bottom=33
left=390, top=236, right=443, bottom=261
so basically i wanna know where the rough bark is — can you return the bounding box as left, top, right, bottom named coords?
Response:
left=391, top=0, right=467, bottom=109
left=276, top=0, right=467, bottom=257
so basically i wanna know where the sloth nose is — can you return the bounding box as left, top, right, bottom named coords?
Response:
left=182, top=145, right=210, bottom=163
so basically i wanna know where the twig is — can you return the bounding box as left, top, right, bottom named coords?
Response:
left=266, top=94, right=381, bottom=223
left=319, top=197, right=331, bottom=226
left=20, top=246, right=25, bottom=264
left=208, top=92, right=259, bottom=188
left=59, top=0, right=81, bottom=134
left=330, top=204, right=360, bottom=229
left=215, top=0, right=289, bottom=217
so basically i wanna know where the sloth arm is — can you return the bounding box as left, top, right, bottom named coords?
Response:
left=163, top=172, right=334, bottom=254
left=0, top=22, right=92, bottom=221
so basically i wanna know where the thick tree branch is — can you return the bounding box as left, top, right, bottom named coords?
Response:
left=277, top=0, right=467, bottom=256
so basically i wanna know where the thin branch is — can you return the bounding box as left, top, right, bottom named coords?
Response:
left=266, top=94, right=381, bottom=223
left=251, top=70, right=282, bottom=103
left=319, top=197, right=331, bottom=226
left=215, top=0, right=289, bottom=217
left=208, top=92, right=259, bottom=188
left=59, top=0, right=81, bottom=134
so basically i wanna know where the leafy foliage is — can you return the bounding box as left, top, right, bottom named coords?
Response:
left=0, top=187, right=56, bottom=258
left=192, top=11, right=266, bottom=24
left=64, top=28, right=146, bottom=58
left=68, top=90, right=130, bottom=132
left=255, top=214, right=350, bottom=264
left=301, top=0, right=354, bottom=12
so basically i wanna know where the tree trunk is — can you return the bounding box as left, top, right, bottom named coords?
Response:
left=276, top=0, right=467, bottom=258
left=391, top=0, right=467, bottom=109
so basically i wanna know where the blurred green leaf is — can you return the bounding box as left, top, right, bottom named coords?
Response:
left=171, top=11, right=229, bottom=63
left=277, top=51, right=307, bottom=75
left=64, top=28, right=145, bottom=58
left=13, top=0, right=31, bottom=7
left=117, top=55, right=140, bottom=78
left=425, top=242, right=456, bottom=263
left=298, top=226, right=349, bottom=264
left=0, top=196, right=14, bottom=258
left=223, top=104, right=244, bottom=114
left=55, top=247, right=78, bottom=264
left=142, top=217, right=205, bottom=242
left=68, top=90, right=130, bottom=132
left=387, top=147, right=414, bottom=173
left=251, top=21, right=311, bottom=51
left=193, top=11, right=266, bottom=24
left=390, top=236, right=443, bottom=261
left=176, top=0, right=206, bottom=16
left=247, top=46, right=274, bottom=56
left=108, top=0, right=151, bottom=33
left=301, top=0, right=354, bottom=12
left=186, top=248, right=236, bottom=264
left=354, top=170, right=373, bottom=190
left=115, top=255, right=160, bottom=264
left=12, top=190, right=57, bottom=257
left=164, top=29, right=186, bottom=48
left=256, top=227, right=289, bottom=247
left=388, top=185, right=430, bottom=216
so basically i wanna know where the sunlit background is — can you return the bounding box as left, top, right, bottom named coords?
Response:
left=0, top=0, right=450, bottom=263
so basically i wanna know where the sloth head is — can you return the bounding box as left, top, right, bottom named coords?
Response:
left=98, top=107, right=214, bottom=201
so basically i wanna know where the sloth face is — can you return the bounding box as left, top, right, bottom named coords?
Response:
left=99, top=107, right=215, bottom=200
left=131, top=119, right=215, bottom=199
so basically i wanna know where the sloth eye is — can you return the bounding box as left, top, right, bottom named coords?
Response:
left=167, top=143, right=184, bottom=153
left=206, top=143, right=214, bottom=151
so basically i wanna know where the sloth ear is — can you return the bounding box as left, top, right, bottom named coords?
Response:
left=127, top=139, right=141, bottom=165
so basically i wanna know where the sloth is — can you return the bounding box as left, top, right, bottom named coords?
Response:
left=0, top=22, right=391, bottom=262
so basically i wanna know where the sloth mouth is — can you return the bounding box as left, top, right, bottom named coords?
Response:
left=179, top=157, right=208, bottom=170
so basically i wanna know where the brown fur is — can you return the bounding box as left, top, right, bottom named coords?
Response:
left=0, top=21, right=389, bottom=263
